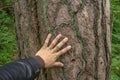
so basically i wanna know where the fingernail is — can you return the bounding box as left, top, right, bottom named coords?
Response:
left=57, top=34, right=62, bottom=39
left=68, top=45, right=71, bottom=49
left=59, top=34, right=62, bottom=37
left=58, top=34, right=62, bottom=36
left=64, top=37, right=68, bottom=41
left=61, top=64, right=64, bottom=67
left=48, top=33, right=52, bottom=36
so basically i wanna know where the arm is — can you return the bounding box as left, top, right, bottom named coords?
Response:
left=0, top=57, right=43, bottom=80
left=0, top=34, right=71, bottom=80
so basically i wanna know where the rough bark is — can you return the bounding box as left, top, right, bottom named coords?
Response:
left=13, top=0, right=111, bottom=80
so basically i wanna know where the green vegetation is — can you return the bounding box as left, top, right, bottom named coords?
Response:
left=111, top=0, right=120, bottom=80
left=0, top=0, right=120, bottom=79
left=0, top=0, right=16, bottom=66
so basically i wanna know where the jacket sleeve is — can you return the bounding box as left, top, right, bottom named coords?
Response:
left=0, top=56, right=45, bottom=80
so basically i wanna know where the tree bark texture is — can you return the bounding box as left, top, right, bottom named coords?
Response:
left=13, top=0, right=111, bottom=80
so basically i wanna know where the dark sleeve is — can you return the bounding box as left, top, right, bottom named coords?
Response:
left=0, top=56, right=45, bottom=80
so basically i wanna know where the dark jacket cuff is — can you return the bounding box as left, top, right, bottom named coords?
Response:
left=33, top=56, right=45, bottom=68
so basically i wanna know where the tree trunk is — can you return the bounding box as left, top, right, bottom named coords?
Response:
left=13, top=0, right=111, bottom=80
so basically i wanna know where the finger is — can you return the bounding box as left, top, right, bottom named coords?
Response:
left=52, top=62, right=64, bottom=67
left=57, top=45, right=71, bottom=56
left=43, top=33, right=52, bottom=47
left=49, top=34, right=62, bottom=49
left=52, top=37, right=68, bottom=52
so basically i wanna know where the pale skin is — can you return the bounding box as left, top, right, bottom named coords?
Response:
left=35, top=34, right=71, bottom=68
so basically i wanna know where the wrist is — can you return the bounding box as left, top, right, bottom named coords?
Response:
left=34, top=56, right=45, bottom=68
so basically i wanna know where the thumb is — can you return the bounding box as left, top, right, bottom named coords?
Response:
left=52, top=62, right=64, bottom=67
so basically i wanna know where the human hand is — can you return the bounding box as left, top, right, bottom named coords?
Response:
left=35, top=34, right=71, bottom=68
